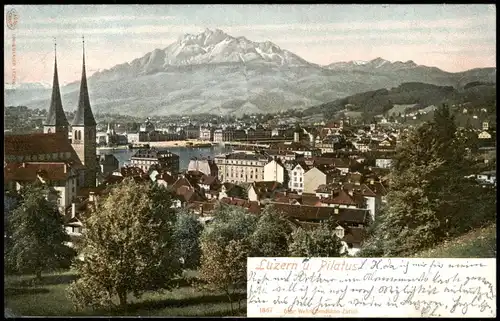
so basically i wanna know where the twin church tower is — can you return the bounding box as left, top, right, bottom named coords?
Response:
left=43, top=38, right=97, bottom=188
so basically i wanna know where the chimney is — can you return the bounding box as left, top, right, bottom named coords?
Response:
left=71, top=203, right=76, bottom=219
left=294, top=132, right=300, bottom=143
left=334, top=207, right=339, bottom=214
left=64, top=163, right=67, bottom=173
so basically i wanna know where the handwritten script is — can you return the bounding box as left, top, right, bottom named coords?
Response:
left=247, top=258, right=496, bottom=318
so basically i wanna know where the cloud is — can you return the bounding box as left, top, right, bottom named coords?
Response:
left=26, top=15, right=178, bottom=25
left=11, top=24, right=203, bottom=37
left=270, top=31, right=494, bottom=45
left=220, top=17, right=495, bottom=33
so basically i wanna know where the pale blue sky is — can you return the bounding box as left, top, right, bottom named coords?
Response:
left=4, top=4, right=496, bottom=84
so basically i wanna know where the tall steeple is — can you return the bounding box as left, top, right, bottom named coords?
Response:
left=71, top=36, right=97, bottom=188
left=44, top=38, right=69, bottom=134
left=72, top=36, right=96, bottom=126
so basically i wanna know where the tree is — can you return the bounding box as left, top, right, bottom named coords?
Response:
left=5, top=183, right=76, bottom=280
left=366, top=161, right=444, bottom=256
left=288, top=222, right=344, bottom=257
left=67, top=178, right=181, bottom=311
left=197, top=205, right=258, bottom=314
left=362, top=104, right=495, bottom=256
left=173, top=210, right=204, bottom=270
left=249, top=206, right=293, bottom=257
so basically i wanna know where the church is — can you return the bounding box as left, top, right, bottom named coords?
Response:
left=4, top=38, right=98, bottom=212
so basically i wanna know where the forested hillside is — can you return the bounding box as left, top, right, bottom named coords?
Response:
left=304, top=82, right=496, bottom=120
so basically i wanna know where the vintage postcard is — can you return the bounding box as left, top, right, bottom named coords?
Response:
left=4, top=4, right=496, bottom=318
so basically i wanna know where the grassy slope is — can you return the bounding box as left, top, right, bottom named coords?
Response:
left=4, top=270, right=246, bottom=317
left=414, top=223, right=497, bottom=258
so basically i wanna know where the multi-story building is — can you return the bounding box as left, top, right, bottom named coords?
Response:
left=213, top=129, right=223, bottom=143
left=199, top=127, right=213, bottom=141
left=130, top=148, right=180, bottom=174
left=223, top=128, right=247, bottom=142
left=187, top=157, right=218, bottom=177
left=263, top=159, right=285, bottom=184
left=214, top=152, right=271, bottom=183
left=303, top=165, right=337, bottom=194
left=185, top=125, right=200, bottom=139
left=288, top=161, right=310, bottom=194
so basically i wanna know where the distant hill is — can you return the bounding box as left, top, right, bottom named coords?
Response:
left=304, top=82, right=496, bottom=119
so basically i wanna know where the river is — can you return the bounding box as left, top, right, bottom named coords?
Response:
left=97, top=145, right=233, bottom=170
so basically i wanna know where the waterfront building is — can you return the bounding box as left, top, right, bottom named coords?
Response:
left=130, top=148, right=180, bottom=174
left=214, top=152, right=271, bottom=183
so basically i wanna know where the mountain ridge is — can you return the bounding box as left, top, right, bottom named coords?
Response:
left=5, top=29, right=496, bottom=116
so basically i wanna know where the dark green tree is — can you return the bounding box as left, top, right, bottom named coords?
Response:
left=198, top=205, right=258, bottom=314
left=362, top=104, right=496, bottom=256
left=249, top=206, right=294, bottom=257
left=173, top=210, right=204, bottom=270
left=288, top=222, right=344, bottom=257
left=5, top=183, right=76, bottom=280
left=67, top=179, right=181, bottom=310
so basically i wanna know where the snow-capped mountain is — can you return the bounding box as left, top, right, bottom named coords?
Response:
left=326, top=57, right=420, bottom=71
left=5, top=29, right=496, bottom=117
left=91, top=28, right=313, bottom=81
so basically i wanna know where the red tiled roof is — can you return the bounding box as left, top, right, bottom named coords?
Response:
left=322, top=189, right=360, bottom=206
left=172, top=177, right=193, bottom=190
left=301, top=194, right=321, bottom=206
left=187, top=200, right=218, bottom=215
left=220, top=197, right=261, bottom=214
left=251, top=181, right=283, bottom=199
left=367, top=181, right=388, bottom=196
left=200, top=175, right=217, bottom=186
left=4, top=162, right=72, bottom=182
left=274, top=196, right=292, bottom=204
left=271, top=203, right=368, bottom=224
left=4, top=133, right=74, bottom=156
left=358, top=184, right=377, bottom=197
left=288, top=193, right=302, bottom=199
left=4, top=133, right=84, bottom=168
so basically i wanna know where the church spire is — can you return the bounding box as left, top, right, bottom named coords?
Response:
left=72, top=35, right=96, bottom=126
left=45, top=38, right=69, bottom=127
